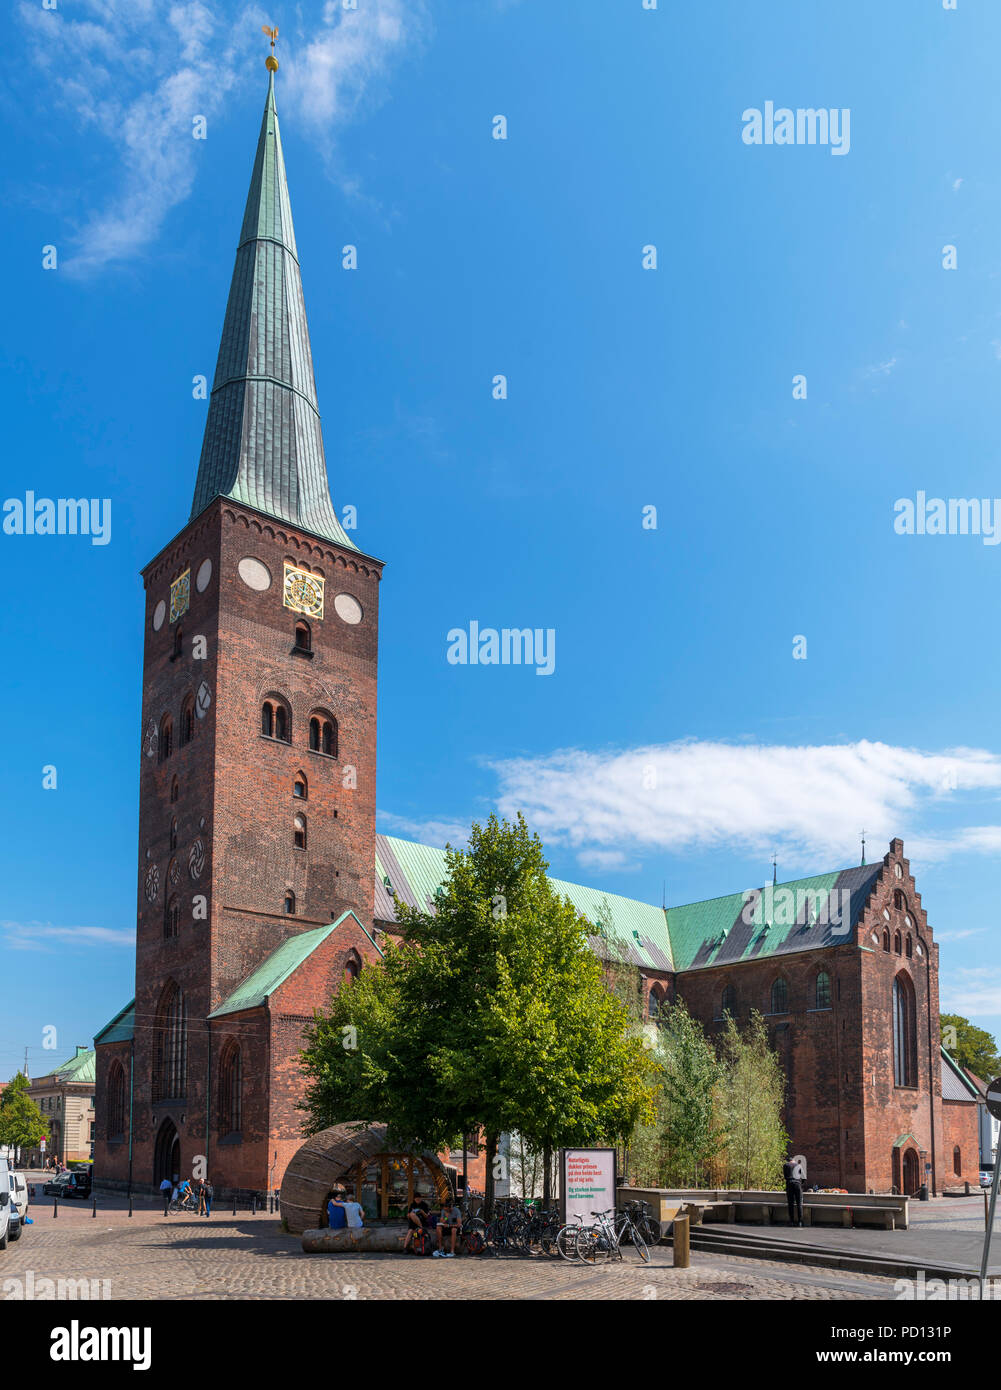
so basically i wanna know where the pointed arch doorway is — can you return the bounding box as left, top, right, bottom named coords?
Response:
left=154, top=1118, right=180, bottom=1186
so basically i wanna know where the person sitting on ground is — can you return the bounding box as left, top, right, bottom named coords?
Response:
left=433, top=1197, right=462, bottom=1258
left=327, top=1190, right=348, bottom=1231
left=403, top=1197, right=428, bottom=1251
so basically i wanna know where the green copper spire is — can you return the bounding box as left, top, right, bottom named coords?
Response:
left=191, top=68, right=355, bottom=550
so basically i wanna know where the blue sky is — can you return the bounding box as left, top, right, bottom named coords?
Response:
left=4, top=0, right=1001, bottom=1080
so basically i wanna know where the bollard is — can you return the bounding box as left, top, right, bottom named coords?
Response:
left=129, top=1195, right=133, bottom=1218
left=268, top=1194, right=273, bottom=1215
left=92, top=1198, right=97, bottom=1219
left=233, top=1197, right=237, bottom=1216
left=251, top=1195, right=257, bottom=1216
left=53, top=1198, right=58, bottom=1220
left=672, top=1213, right=690, bottom=1268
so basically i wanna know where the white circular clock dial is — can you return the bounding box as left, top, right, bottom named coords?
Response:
left=153, top=600, right=166, bottom=631
left=196, top=558, right=212, bottom=592
left=334, top=592, right=363, bottom=625
left=238, top=556, right=271, bottom=591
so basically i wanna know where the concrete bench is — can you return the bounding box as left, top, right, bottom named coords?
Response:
left=725, top=1199, right=901, bottom=1231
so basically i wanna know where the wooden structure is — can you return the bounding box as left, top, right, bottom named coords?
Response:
left=280, top=1122, right=454, bottom=1233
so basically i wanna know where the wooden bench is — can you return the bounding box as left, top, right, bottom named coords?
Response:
left=724, top=1199, right=900, bottom=1230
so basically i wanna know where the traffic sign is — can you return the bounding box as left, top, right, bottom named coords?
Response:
left=986, top=1077, right=1001, bottom=1122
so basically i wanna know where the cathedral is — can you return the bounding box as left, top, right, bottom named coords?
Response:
left=93, top=64, right=976, bottom=1200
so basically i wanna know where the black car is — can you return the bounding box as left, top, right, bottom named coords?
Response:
left=42, top=1171, right=91, bottom=1199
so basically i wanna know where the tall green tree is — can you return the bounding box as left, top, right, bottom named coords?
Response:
left=717, top=1011, right=787, bottom=1189
left=0, top=1072, right=46, bottom=1163
left=299, top=814, right=656, bottom=1210
left=941, top=1015, right=1000, bottom=1080
left=657, top=1002, right=727, bottom=1187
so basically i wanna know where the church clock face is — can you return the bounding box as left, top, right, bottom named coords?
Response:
left=283, top=563, right=324, bottom=619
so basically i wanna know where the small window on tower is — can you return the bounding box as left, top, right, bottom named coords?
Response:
left=294, top=813, right=307, bottom=850
left=275, top=705, right=289, bottom=743
left=294, top=621, right=311, bottom=652
left=170, top=776, right=180, bottom=804
left=262, top=702, right=274, bottom=738
left=164, top=895, right=179, bottom=939
left=158, top=715, right=173, bottom=763
left=172, top=627, right=183, bottom=660
left=284, top=890, right=296, bottom=915
left=170, top=818, right=178, bottom=852
left=323, top=720, right=337, bottom=757
left=309, top=718, right=320, bottom=752
left=180, top=695, right=194, bottom=747
left=293, top=774, right=307, bottom=800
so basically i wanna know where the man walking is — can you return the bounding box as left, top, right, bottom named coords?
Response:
left=783, top=1154, right=804, bottom=1227
left=160, top=1176, right=173, bottom=1216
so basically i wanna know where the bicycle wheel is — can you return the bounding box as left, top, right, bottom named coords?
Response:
left=630, top=1225, right=651, bottom=1263
left=555, top=1224, right=581, bottom=1261
left=577, top=1229, right=611, bottom=1266
left=639, top=1217, right=661, bottom=1246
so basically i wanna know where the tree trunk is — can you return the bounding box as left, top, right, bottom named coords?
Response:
left=543, top=1143, right=552, bottom=1208
left=484, top=1130, right=498, bottom=1217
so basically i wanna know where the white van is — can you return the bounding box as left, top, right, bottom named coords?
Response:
left=9, top=1171, right=28, bottom=1223
left=0, top=1158, right=11, bottom=1250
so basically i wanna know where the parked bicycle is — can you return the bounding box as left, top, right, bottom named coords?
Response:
left=576, top=1206, right=651, bottom=1264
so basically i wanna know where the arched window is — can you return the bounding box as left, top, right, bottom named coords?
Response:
left=275, top=705, right=289, bottom=742
left=107, top=1060, right=127, bottom=1141
left=770, top=977, right=788, bottom=1015
left=173, top=627, right=183, bottom=659
left=164, top=893, right=179, bottom=939
left=893, top=889, right=905, bottom=911
left=152, top=982, right=187, bottom=1103
left=815, top=970, right=831, bottom=1009
left=294, top=621, right=311, bottom=652
left=648, top=987, right=661, bottom=1019
left=344, top=954, right=361, bottom=985
left=893, top=931, right=902, bottom=955
left=262, top=702, right=274, bottom=738
left=892, top=973, right=917, bottom=1087
left=954, top=1145, right=962, bottom=1176
left=882, top=929, right=890, bottom=952
left=170, top=776, right=180, bottom=804
left=309, top=710, right=337, bottom=756
left=721, top=984, right=736, bottom=1017
left=218, top=1041, right=242, bottom=1137
left=284, top=890, right=296, bottom=915
left=293, top=773, right=307, bottom=800
left=906, top=935, right=913, bottom=958
left=294, top=812, right=307, bottom=850
left=169, top=817, right=178, bottom=851
left=180, top=694, right=194, bottom=747
left=158, top=715, right=173, bottom=763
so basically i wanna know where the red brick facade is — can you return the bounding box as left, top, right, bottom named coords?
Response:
left=94, top=501, right=383, bottom=1196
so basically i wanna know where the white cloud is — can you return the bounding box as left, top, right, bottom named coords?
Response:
left=19, top=0, right=425, bottom=275
left=1, top=920, right=135, bottom=952
left=941, top=968, right=1001, bottom=1022
left=863, top=356, right=898, bottom=378
left=488, top=738, right=1001, bottom=872
left=377, top=810, right=469, bottom=849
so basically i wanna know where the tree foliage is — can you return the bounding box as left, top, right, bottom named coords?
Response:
left=0, top=1072, right=46, bottom=1156
left=941, top=1014, right=1000, bottom=1081
left=299, top=814, right=657, bottom=1205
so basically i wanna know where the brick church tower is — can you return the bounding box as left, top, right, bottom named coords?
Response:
left=94, top=62, right=384, bottom=1196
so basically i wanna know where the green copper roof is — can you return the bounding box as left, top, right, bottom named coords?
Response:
left=51, top=1049, right=96, bottom=1084
left=191, top=71, right=356, bottom=550
left=374, top=834, right=674, bottom=971
left=209, top=911, right=380, bottom=1018
left=374, top=835, right=884, bottom=974
left=94, top=1001, right=135, bottom=1047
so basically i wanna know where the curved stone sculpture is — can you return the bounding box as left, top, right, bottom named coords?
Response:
left=279, top=1120, right=455, bottom=1234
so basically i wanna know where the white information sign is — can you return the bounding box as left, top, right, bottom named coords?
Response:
left=562, top=1148, right=617, bottom=1227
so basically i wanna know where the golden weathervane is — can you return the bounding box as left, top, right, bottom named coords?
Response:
left=262, top=24, right=279, bottom=72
